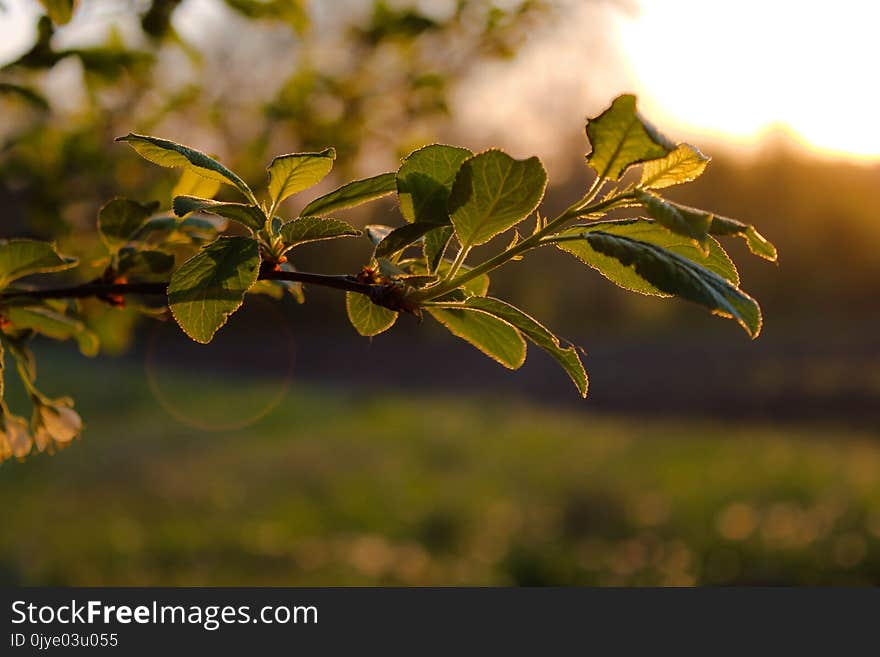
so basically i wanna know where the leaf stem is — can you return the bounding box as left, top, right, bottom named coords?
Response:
left=241, top=186, right=261, bottom=209
left=444, top=245, right=470, bottom=281
left=539, top=231, right=593, bottom=245
left=412, top=192, right=629, bottom=302
left=265, top=195, right=280, bottom=233
left=576, top=175, right=605, bottom=211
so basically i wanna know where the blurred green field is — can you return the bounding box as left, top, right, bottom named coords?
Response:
left=2, top=353, right=880, bottom=586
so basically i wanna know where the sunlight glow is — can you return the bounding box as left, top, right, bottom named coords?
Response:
left=615, top=0, right=880, bottom=160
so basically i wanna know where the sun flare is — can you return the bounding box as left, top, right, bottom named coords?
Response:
left=615, top=0, right=880, bottom=160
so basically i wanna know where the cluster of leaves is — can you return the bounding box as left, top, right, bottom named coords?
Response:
left=0, top=93, right=777, bottom=463
left=0, top=239, right=89, bottom=461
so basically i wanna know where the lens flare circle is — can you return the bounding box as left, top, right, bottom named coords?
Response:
left=144, top=303, right=295, bottom=432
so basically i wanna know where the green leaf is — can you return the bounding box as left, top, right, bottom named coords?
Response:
left=300, top=172, right=396, bottom=216
left=374, top=222, right=436, bottom=258
left=448, top=149, right=547, bottom=248
left=116, top=133, right=256, bottom=203
left=98, top=198, right=159, bottom=251
left=172, top=169, right=222, bottom=199
left=180, top=215, right=226, bottom=235
left=452, top=297, right=587, bottom=397
left=346, top=292, right=397, bottom=337
left=4, top=306, right=99, bottom=356
left=267, top=148, right=336, bottom=206
left=167, top=236, right=261, bottom=344
left=585, top=94, right=675, bottom=181
left=578, top=228, right=761, bottom=337
left=279, top=216, right=360, bottom=251
left=38, top=0, right=77, bottom=24
left=710, top=215, right=778, bottom=262
left=427, top=306, right=526, bottom=369
left=640, top=143, right=710, bottom=189
left=424, top=225, right=454, bottom=272
left=172, top=195, right=266, bottom=232
left=135, top=215, right=179, bottom=238
left=636, top=191, right=711, bottom=249
left=397, top=144, right=472, bottom=225
left=556, top=218, right=739, bottom=293
left=0, top=240, right=78, bottom=289
left=117, top=249, right=175, bottom=279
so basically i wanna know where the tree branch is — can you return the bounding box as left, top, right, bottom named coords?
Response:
left=0, top=270, right=374, bottom=301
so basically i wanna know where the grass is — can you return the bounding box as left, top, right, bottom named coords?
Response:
left=1, top=351, right=880, bottom=586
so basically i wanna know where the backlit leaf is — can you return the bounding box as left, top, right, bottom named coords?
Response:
left=300, top=172, right=396, bottom=216
left=135, top=216, right=179, bottom=238
left=117, top=249, right=175, bottom=279
left=98, top=198, right=159, bottom=252
left=0, top=240, right=78, bottom=289
left=556, top=218, right=739, bottom=293
left=117, top=133, right=255, bottom=202
left=280, top=216, right=360, bottom=251
left=267, top=148, right=336, bottom=206
left=167, top=236, right=260, bottom=344
left=397, top=144, right=472, bottom=224
left=4, top=306, right=98, bottom=356
left=375, top=222, right=436, bottom=258
left=453, top=296, right=587, bottom=397
left=576, top=228, right=761, bottom=337
left=586, top=94, right=675, bottom=181
left=172, top=195, right=265, bottom=232
left=710, top=215, right=778, bottom=262
left=640, top=143, right=710, bottom=189
left=180, top=215, right=226, bottom=235
left=427, top=306, right=526, bottom=369
left=423, top=225, right=453, bottom=272
left=636, top=191, right=711, bottom=249
left=346, top=291, right=397, bottom=337
left=172, top=169, right=222, bottom=200
left=448, top=149, right=547, bottom=248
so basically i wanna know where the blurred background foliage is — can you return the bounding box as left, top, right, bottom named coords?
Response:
left=0, top=0, right=878, bottom=585
left=1, top=0, right=548, bottom=236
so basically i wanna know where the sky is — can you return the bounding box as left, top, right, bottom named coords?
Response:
left=614, top=0, right=880, bottom=160
left=1, top=0, right=878, bottom=163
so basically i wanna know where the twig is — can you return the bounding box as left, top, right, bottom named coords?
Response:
left=0, top=270, right=374, bottom=301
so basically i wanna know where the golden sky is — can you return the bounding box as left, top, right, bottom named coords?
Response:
left=1, top=0, right=878, bottom=163
left=457, top=0, right=880, bottom=167
left=615, top=0, right=880, bottom=161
